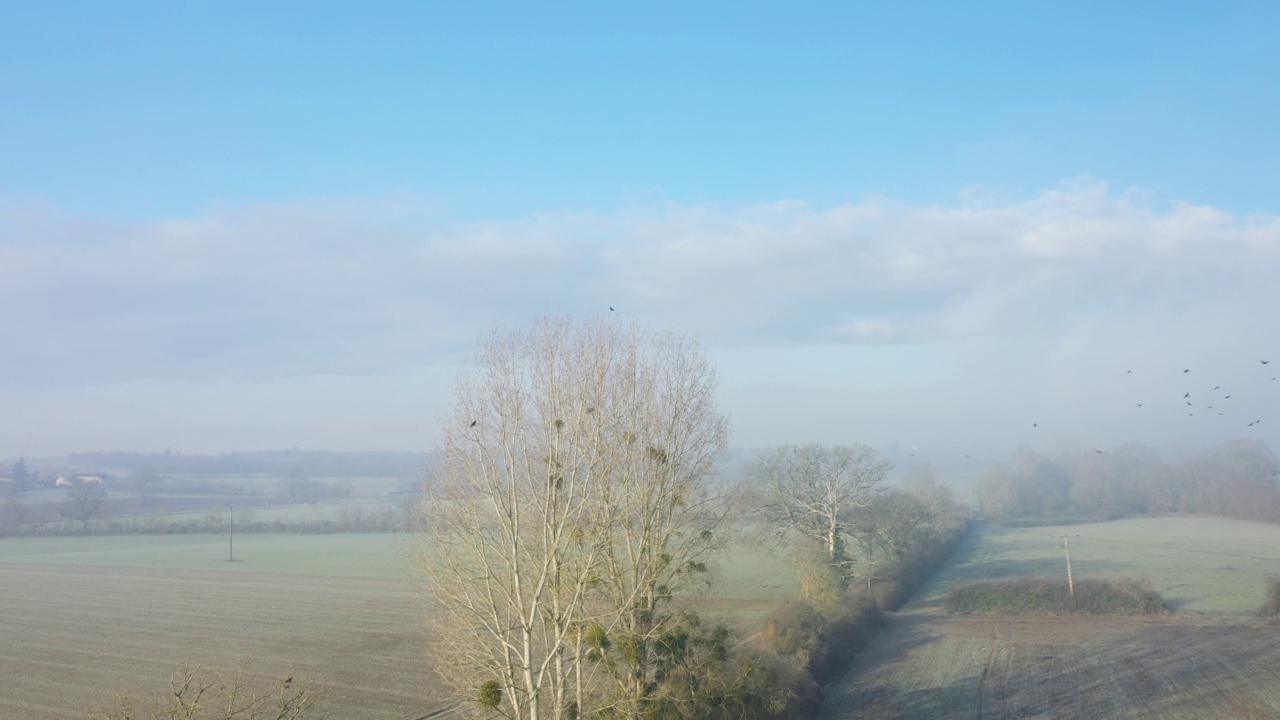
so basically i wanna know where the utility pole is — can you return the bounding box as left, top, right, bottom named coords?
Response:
left=226, top=502, right=234, bottom=562
left=1051, top=534, right=1080, bottom=596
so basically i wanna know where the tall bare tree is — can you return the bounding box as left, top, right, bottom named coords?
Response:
left=745, top=445, right=889, bottom=578
left=415, top=314, right=729, bottom=720
left=586, top=328, right=730, bottom=716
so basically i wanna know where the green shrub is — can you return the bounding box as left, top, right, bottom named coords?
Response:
left=945, top=576, right=1165, bottom=615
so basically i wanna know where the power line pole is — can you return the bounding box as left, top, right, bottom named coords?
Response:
left=226, top=502, right=234, bottom=562
left=1051, top=534, right=1080, bottom=596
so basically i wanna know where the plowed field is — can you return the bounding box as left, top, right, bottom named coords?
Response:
left=822, top=518, right=1280, bottom=719
left=822, top=614, right=1280, bottom=719
left=0, top=562, right=443, bottom=720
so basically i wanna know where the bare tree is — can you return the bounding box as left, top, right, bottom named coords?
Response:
left=415, top=315, right=729, bottom=720
left=62, top=478, right=108, bottom=532
left=745, top=444, right=889, bottom=578
left=95, top=661, right=322, bottom=720
left=133, top=465, right=163, bottom=507
left=852, top=492, right=931, bottom=561
left=586, top=328, right=730, bottom=716
left=0, top=489, right=23, bottom=536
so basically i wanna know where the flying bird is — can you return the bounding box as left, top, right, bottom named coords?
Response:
left=1136, top=403, right=1144, bottom=407
left=1248, top=421, right=1256, bottom=427
left=1214, top=386, right=1221, bottom=390
left=1187, top=401, right=1192, bottom=406
left=469, top=420, right=477, bottom=427
left=1126, top=370, right=1133, bottom=374
left=1033, top=423, right=1038, bottom=428
left=1184, top=369, right=1190, bottom=373
left=609, top=306, right=615, bottom=312
left=1184, top=392, right=1190, bottom=398
left=1225, top=395, right=1231, bottom=399
left=1263, top=360, right=1270, bottom=365
left=1096, top=450, right=1103, bottom=454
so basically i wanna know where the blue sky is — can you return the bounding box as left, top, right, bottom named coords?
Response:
left=2, top=2, right=1279, bottom=458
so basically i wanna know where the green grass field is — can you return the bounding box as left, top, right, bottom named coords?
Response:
left=0, top=531, right=795, bottom=719
left=0, top=532, right=415, bottom=578
left=824, top=517, right=1280, bottom=719
left=912, top=516, right=1280, bottom=617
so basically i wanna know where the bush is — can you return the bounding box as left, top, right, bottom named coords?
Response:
left=945, top=576, right=1165, bottom=615
left=755, top=592, right=883, bottom=716
left=1260, top=577, right=1280, bottom=618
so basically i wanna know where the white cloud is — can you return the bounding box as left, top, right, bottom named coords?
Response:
left=2, top=178, right=1278, bottom=394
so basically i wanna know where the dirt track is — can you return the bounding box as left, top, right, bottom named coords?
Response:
left=821, top=613, right=1280, bottom=719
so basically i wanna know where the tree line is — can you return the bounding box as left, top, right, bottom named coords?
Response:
left=975, top=440, right=1280, bottom=523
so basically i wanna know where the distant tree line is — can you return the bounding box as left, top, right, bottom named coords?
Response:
left=66, top=449, right=426, bottom=479
left=975, top=439, right=1280, bottom=523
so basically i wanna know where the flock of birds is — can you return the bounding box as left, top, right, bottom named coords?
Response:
left=1030, top=360, right=1274, bottom=441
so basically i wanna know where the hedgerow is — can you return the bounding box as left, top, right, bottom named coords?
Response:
left=945, top=576, right=1165, bottom=615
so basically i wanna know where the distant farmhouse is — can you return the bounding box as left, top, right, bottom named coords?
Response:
left=55, top=475, right=105, bottom=487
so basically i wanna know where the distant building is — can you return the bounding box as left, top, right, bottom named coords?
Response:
left=56, top=476, right=103, bottom=486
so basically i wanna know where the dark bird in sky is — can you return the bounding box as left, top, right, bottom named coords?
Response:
left=1208, top=406, right=1214, bottom=409
left=609, top=306, right=615, bottom=311
left=469, top=420, right=477, bottom=427
left=1126, top=370, right=1133, bottom=374
left=1184, top=392, right=1190, bottom=398
left=1187, top=401, right=1192, bottom=406
left=1184, top=369, right=1190, bottom=373
left=1032, top=423, right=1038, bottom=427
left=1189, top=413, right=1194, bottom=416
left=1214, top=386, right=1221, bottom=390
left=1248, top=421, right=1256, bottom=427
left=1225, top=395, right=1231, bottom=399
left=1263, top=360, right=1270, bottom=364
left=1096, top=450, right=1103, bottom=454
left=965, top=454, right=971, bottom=458
left=1137, top=403, right=1144, bottom=407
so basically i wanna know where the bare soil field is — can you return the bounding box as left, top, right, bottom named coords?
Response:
left=822, top=614, right=1280, bottom=720
left=0, top=562, right=443, bottom=720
